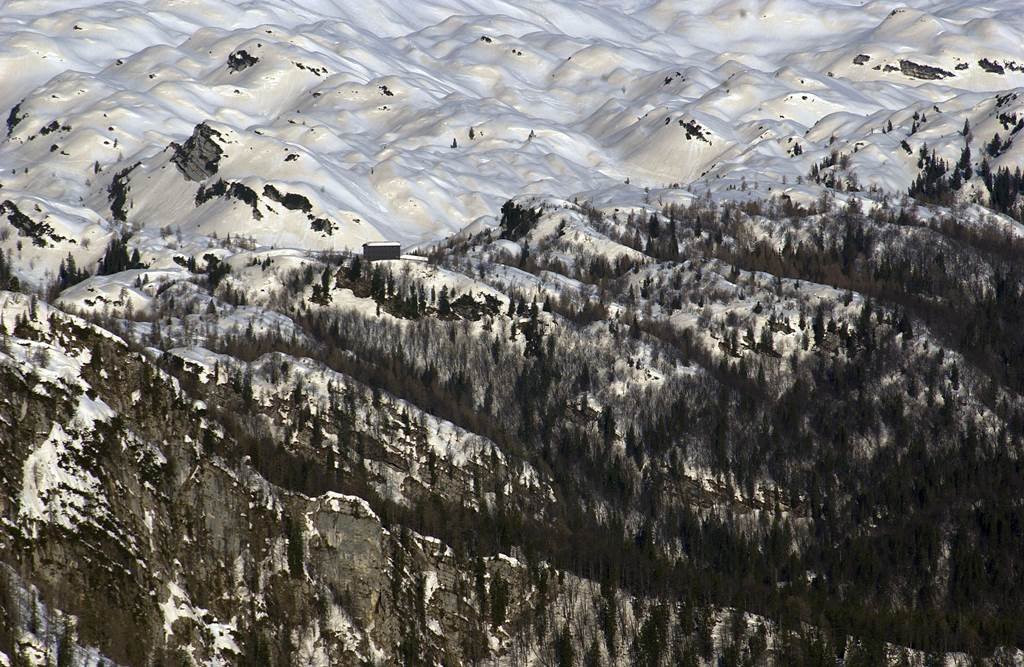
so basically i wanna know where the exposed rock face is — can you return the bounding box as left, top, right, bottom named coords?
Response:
left=899, top=59, right=954, bottom=80
left=310, top=217, right=335, bottom=234
left=853, top=54, right=871, bottom=65
left=679, top=118, right=711, bottom=143
left=263, top=184, right=313, bottom=213
left=227, top=49, right=258, bottom=73
left=0, top=297, right=586, bottom=665
left=171, top=122, right=224, bottom=182
left=5, top=101, right=24, bottom=137
left=303, top=494, right=386, bottom=626
left=107, top=161, right=140, bottom=222
left=0, top=200, right=65, bottom=246
left=195, top=178, right=262, bottom=219
left=261, top=184, right=337, bottom=233
left=979, top=58, right=1006, bottom=74
left=39, top=120, right=63, bottom=136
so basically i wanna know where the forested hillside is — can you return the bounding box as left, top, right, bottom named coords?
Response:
left=4, top=186, right=1024, bottom=664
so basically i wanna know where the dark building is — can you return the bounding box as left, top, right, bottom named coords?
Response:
left=362, top=241, right=401, bottom=261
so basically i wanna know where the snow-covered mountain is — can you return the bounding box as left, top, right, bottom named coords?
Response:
left=3, top=2, right=1024, bottom=666
left=3, top=0, right=1024, bottom=288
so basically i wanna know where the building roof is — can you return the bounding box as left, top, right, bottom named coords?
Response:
left=363, top=241, right=401, bottom=247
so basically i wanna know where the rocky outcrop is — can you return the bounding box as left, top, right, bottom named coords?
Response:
left=899, top=59, right=954, bottom=80
left=303, top=494, right=386, bottom=626
left=263, top=184, right=312, bottom=212
left=679, top=118, right=711, bottom=143
left=171, top=122, right=224, bottom=182
left=0, top=298, right=580, bottom=666
left=979, top=58, right=1005, bottom=74
left=262, top=184, right=337, bottom=234
left=227, top=49, right=258, bottom=73
left=107, top=161, right=140, bottom=222
left=195, top=178, right=262, bottom=218
left=310, top=217, right=335, bottom=234
left=5, top=101, right=24, bottom=137
left=0, top=200, right=66, bottom=246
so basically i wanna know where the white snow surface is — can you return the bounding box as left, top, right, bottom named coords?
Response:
left=2, top=0, right=1024, bottom=289
left=159, top=578, right=240, bottom=665
left=18, top=420, right=103, bottom=538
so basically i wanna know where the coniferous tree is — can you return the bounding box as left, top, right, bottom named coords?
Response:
left=285, top=515, right=304, bottom=578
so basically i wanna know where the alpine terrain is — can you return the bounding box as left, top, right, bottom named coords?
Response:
left=2, top=0, right=1024, bottom=665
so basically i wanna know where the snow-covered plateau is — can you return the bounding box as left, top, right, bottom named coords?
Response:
left=2, top=0, right=1024, bottom=284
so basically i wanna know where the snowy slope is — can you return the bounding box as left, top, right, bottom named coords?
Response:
left=2, top=0, right=1024, bottom=291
